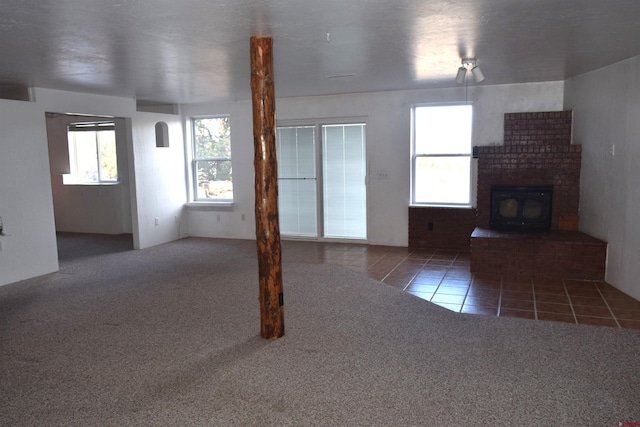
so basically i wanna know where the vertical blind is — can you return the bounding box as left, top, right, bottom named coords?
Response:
left=322, top=124, right=367, bottom=239
left=276, top=126, right=318, bottom=237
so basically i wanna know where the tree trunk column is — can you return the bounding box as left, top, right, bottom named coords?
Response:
left=250, top=36, right=284, bottom=339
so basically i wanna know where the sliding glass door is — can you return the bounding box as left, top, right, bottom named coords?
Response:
left=277, top=122, right=367, bottom=240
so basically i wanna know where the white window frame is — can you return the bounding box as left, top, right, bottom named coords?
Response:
left=189, top=115, right=233, bottom=203
left=410, top=103, right=473, bottom=207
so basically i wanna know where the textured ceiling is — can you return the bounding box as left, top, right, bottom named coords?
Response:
left=1, top=0, right=640, bottom=104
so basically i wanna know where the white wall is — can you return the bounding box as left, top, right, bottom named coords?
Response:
left=0, top=88, right=187, bottom=287
left=564, top=55, right=640, bottom=301
left=183, top=81, right=564, bottom=246
left=130, top=111, right=188, bottom=248
left=0, top=98, right=59, bottom=286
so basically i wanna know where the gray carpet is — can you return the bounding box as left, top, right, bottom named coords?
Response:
left=1, top=236, right=639, bottom=426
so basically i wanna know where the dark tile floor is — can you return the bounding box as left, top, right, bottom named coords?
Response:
left=272, top=240, right=640, bottom=329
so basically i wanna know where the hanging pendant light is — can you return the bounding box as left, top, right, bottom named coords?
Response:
left=471, top=65, right=485, bottom=82
left=455, top=66, right=467, bottom=84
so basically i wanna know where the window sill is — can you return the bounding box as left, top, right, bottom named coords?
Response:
left=186, top=202, right=235, bottom=211
left=410, top=204, right=474, bottom=209
left=62, top=181, right=121, bottom=186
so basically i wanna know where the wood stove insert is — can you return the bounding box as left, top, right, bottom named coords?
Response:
left=490, top=185, right=553, bottom=232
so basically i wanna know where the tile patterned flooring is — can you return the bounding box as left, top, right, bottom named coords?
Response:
left=273, top=240, right=640, bottom=330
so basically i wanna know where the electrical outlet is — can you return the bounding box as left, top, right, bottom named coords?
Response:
left=376, top=170, right=389, bottom=179
left=241, top=214, right=246, bottom=221
left=154, top=217, right=159, bottom=226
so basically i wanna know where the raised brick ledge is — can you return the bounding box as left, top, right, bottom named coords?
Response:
left=470, top=228, right=606, bottom=246
left=470, top=228, right=607, bottom=280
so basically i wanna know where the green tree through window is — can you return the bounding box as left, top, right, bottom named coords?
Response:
left=192, top=116, right=233, bottom=200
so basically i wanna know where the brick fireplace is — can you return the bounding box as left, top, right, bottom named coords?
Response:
left=470, top=111, right=606, bottom=280
left=476, top=111, right=580, bottom=230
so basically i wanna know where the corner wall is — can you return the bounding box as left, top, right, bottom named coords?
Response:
left=564, top=55, right=640, bottom=300
left=130, top=111, right=188, bottom=248
left=0, top=88, right=187, bottom=287
left=0, top=98, right=58, bottom=286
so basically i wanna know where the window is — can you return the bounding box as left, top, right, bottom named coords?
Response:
left=411, top=104, right=472, bottom=206
left=191, top=116, right=232, bottom=201
left=63, top=122, right=117, bottom=184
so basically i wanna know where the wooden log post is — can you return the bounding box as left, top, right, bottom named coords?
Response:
left=250, top=36, right=284, bottom=339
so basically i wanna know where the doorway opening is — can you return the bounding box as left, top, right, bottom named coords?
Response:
left=45, top=112, right=137, bottom=262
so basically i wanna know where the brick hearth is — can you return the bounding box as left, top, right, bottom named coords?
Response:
left=471, top=228, right=606, bottom=280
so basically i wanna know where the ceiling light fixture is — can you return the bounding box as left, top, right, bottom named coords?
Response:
left=455, top=66, right=467, bottom=84
left=455, top=58, right=484, bottom=84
